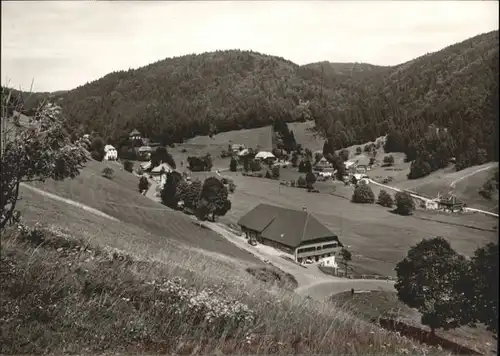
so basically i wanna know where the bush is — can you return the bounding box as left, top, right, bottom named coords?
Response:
left=351, top=184, right=375, bottom=204
left=383, top=155, right=395, bottom=166
left=123, top=160, right=134, bottom=172
left=91, top=150, right=103, bottom=161
left=369, top=157, right=376, bottom=166
left=101, top=167, right=114, bottom=179
left=250, top=160, right=261, bottom=172
left=230, top=157, right=237, bottom=172
left=138, top=176, right=150, bottom=193
left=271, top=165, right=280, bottom=179
left=394, top=191, right=415, bottom=215
left=377, top=190, right=394, bottom=208
left=298, top=160, right=312, bottom=173
left=297, top=176, right=307, bottom=188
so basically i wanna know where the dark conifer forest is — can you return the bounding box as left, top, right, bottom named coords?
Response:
left=4, top=31, right=498, bottom=179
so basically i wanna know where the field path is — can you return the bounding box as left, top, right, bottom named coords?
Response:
left=367, top=178, right=499, bottom=218
left=20, top=183, right=119, bottom=221
left=450, top=163, right=497, bottom=189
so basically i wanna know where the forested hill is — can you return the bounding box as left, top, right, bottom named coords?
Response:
left=315, top=30, right=498, bottom=177
left=5, top=31, right=499, bottom=177
left=54, top=50, right=327, bottom=143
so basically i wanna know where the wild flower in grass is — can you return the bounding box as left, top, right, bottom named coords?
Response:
left=150, top=276, right=256, bottom=334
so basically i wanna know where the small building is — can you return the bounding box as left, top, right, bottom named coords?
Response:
left=319, top=255, right=339, bottom=270
left=350, top=173, right=369, bottom=185
left=238, top=204, right=343, bottom=263
left=238, top=148, right=251, bottom=157
left=356, top=165, right=368, bottom=173
left=344, top=161, right=357, bottom=173
left=137, top=145, right=152, bottom=160
left=129, top=129, right=142, bottom=141
left=151, top=163, right=173, bottom=187
left=140, top=161, right=152, bottom=172
left=437, top=193, right=465, bottom=212
left=231, top=144, right=246, bottom=153
left=151, top=162, right=173, bottom=175
left=103, top=144, right=117, bottom=161
left=316, top=157, right=332, bottom=168
left=425, top=200, right=439, bottom=210
left=254, top=151, right=276, bottom=165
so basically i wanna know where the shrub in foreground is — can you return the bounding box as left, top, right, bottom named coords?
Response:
left=0, top=224, right=445, bottom=355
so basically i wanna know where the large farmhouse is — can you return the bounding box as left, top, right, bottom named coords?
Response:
left=238, top=203, right=343, bottom=263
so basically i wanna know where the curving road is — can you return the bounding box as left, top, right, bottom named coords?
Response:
left=203, top=220, right=396, bottom=300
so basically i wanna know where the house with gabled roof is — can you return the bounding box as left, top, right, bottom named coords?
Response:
left=129, top=128, right=142, bottom=141
left=238, top=203, right=343, bottom=263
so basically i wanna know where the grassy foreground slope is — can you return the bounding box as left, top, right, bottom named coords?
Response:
left=2, top=223, right=440, bottom=355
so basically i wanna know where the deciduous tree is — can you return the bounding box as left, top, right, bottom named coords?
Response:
left=1, top=93, right=88, bottom=230
left=394, top=191, right=415, bottom=215
left=395, top=237, right=469, bottom=335
left=352, top=184, right=375, bottom=204
left=377, top=189, right=394, bottom=208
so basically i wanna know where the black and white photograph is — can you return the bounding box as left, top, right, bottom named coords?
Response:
left=1, top=1, right=498, bottom=354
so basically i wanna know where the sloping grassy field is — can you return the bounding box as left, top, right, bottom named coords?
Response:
left=2, top=226, right=439, bottom=355
left=168, top=125, right=274, bottom=170
left=23, top=159, right=260, bottom=265
left=6, top=159, right=443, bottom=356
left=286, top=121, right=325, bottom=152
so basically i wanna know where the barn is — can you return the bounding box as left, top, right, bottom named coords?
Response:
left=238, top=203, right=343, bottom=263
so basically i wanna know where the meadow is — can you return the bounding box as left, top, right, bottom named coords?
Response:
left=5, top=160, right=444, bottom=355
left=221, top=170, right=497, bottom=277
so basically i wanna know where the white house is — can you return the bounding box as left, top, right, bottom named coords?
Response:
left=104, top=145, right=117, bottom=161
left=254, top=151, right=276, bottom=164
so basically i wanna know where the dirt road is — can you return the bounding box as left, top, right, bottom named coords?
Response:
left=450, top=163, right=497, bottom=189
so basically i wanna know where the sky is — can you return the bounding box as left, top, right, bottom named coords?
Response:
left=1, top=1, right=498, bottom=92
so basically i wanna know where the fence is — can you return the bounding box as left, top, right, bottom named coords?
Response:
left=318, top=265, right=395, bottom=281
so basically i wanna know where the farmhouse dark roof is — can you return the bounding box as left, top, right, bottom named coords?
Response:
left=237, top=203, right=339, bottom=248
